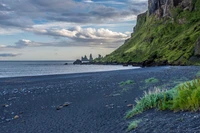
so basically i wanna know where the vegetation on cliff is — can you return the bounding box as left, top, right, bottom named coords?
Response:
left=97, top=0, right=200, bottom=66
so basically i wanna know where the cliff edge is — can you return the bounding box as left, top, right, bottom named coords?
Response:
left=97, top=0, right=200, bottom=66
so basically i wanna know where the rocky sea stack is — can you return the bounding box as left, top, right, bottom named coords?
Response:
left=98, top=0, right=200, bottom=66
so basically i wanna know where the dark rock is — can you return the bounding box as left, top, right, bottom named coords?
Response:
left=148, top=0, right=190, bottom=17
left=64, top=63, right=68, bottom=65
left=141, top=60, right=169, bottom=67
left=73, top=59, right=82, bottom=65
left=123, top=64, right=128, bottom=67
left=56, top=106, right=63, bottom=110
left=2, top=104, right=9, bottom=107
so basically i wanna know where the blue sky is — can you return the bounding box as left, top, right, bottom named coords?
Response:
left=0, top=0, right=147, bottom=60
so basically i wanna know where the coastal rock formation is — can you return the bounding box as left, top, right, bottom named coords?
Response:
left=73, top=59, right=82, bottom=65
left=148, top=0, right=192, bottom=17
left=99, top=0, right=200, bottom=66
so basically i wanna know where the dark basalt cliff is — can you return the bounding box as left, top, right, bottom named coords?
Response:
left=148, top=0, right=192, bottom=17
left=97, top=0, right=200, bottom=66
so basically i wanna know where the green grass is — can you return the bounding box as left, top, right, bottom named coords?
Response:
left=145, top=78, right=159, bottom=83
left=119, top=80, right=135, bottom=86
left=172, top=79, right=200, bottom=111
left=126, top=79, right=200, bottom=119
left=126, top=87, right=175, bottom=118
left=95, top=0, right=200, bottom=65
left=127, top=119, right=142, bottom=131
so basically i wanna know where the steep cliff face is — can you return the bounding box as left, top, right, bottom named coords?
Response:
left=98, top=0, right=200, bottom=66
left=148, top=0, right=192, bottom=17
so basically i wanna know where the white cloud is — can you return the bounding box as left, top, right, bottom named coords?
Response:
left=26, top=26, right=129, bottom=42
left=3, top=25, right=131, bottom=49
left=83, top=0, right=93, bottom=3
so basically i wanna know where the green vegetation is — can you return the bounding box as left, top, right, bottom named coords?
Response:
left=172, top=79, right=200, bottom=111
left=126, top=79, right=200, bottom=119
left=119, top=80, right=135, bottom=86
left=125, top=88, right=175, bottom=118
left=196, top=71, right=200, bottom=76
left=95, top=0, right=200, bottom=65
left=145, top=78, right=159, bottom=83
left=127, top=119, right=142, bottom=131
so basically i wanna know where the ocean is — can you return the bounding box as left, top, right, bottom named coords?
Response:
left=0, top=61, right=140, bottom=78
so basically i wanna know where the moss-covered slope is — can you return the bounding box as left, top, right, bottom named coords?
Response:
left=98, top=0, right=200, bottom=66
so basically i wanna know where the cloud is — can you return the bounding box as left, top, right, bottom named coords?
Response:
left=4, top=26, right=130, bottom=49
left=84, top=0, right=125, bottom=5
left=0, top=0, right=148, bottom=51
left=84, top=0, right=93, bottom=3
left=25, top=26, right=129, bottom=46
left=0, top=27, right=22, bottom=35
left=128, top=0, right=148, bottom=14
left=0, top=53, right=21, bottom=57
left=0, top=0, right=146, bottom=29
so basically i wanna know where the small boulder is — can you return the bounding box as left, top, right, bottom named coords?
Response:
left=14, top=115, right=19, bottom=119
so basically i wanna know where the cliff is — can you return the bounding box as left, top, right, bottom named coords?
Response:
left=98, top=0, right=200, bottom=66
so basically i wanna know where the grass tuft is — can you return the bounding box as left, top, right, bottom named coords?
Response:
left=127, top=119, right=141, bottom=131
left=145, top=78, right=159, bottom=84
left=172, top=79, right=200, bottom=111
left=119, top=80, right=135, bottom=86
left=126, top=79, right=200, bottom=119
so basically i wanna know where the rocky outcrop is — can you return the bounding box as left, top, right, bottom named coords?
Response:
left=148, top=0, right=192, bottom=17
left=134, top=12, right=147, bottom=32
left=73, top=59, right=82, bottom=65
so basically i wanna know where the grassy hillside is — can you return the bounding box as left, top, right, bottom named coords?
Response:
left=97, top=0, right=200, bottom=65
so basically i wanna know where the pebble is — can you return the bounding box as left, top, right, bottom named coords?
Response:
left=8, top=97, right=17, bottom=101
left=6, top=118, right=11, bottom=122
left=56, top=106, right=63, bottom=110
left=63, top=102, right=70, bottom=107
left=2, top=104, right=9, bottom=107
left=14, top=115, right=19, bottom=119
left=127, top=104, right=133, bottom=107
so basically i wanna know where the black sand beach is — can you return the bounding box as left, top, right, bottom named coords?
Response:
left=1, top=66, right=200, bottom=133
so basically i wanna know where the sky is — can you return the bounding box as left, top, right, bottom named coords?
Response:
left=0, top=0, right=148, bottom=60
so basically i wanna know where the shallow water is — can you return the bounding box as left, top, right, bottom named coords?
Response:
left=0, top=61, right=139, bottom=78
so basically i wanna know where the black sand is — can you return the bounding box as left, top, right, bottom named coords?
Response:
left=0, top=66, right=200, bottom=133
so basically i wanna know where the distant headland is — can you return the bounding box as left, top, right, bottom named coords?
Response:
left=73, top=54, right=103, bottom=65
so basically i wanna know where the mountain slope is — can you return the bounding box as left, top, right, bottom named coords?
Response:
left=98, top=0, right=200, bottom=66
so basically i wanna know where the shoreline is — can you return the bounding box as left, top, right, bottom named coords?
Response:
left=1, top=66, right=200, bottom=133
left=0, top=66, right=140, bottom=79
left=0, top=64, right=140, bottom=79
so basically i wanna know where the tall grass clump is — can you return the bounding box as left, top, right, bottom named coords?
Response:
left=126, top=79, right=200, bottom=119
left=172, top=79, right=200, bottom=111
left=126, top=88, right=176, bottom=118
